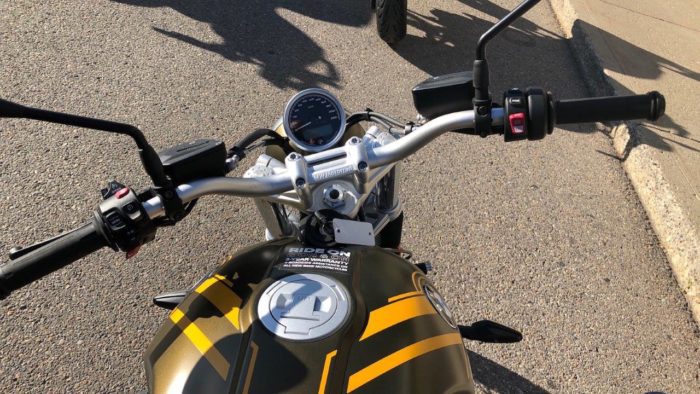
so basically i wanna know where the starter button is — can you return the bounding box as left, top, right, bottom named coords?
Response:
left=115, top=188, right=130, bottom=199
left=509, top=112, right=527, bottom=135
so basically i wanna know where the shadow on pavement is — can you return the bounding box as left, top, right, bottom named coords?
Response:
left=569, top=20, right=698, bottom=159
left=113, top=0, right=696, bottom=156
left=391, top=0, right=563, bottom=77
left=468, top=351, right=550, bottom=393
left=572, top=21, right=700, bottom=83
left=112, top=0, right=371, bottom=89
left=390, top=0, right=696, bottom=157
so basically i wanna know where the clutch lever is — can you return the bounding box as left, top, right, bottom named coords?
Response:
left=9, top=228, right=84, bottom=260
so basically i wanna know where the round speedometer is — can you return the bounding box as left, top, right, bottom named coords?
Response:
left=283, top=88, right=346, bottom=153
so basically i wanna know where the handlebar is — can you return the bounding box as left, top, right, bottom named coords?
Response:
left=0, top=220, right=109, bottom=298
left=554, top=91, right=664, bottom=124
left=0, top=89, right=666, bottom=298
left=141, top=90, right=666, bottom=216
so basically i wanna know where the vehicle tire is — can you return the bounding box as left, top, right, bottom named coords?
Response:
left=376, top=0, right=407, bottom=46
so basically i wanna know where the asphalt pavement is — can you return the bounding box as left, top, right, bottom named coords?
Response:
left=550, top=0, right=700, bottom=327
left=1, top=0, right=698, bottom=392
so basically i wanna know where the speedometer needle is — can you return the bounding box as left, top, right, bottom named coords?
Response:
left=296, top=122, right=312, bottom=131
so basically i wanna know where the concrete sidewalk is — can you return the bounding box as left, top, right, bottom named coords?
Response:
left=549, top=0, right=700, bottom=323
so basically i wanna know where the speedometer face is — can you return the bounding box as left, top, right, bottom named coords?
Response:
left=283, top=89, right=346, bottom=153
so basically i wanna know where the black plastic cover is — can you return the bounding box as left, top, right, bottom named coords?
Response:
left=158, top=139, right=226, bottom=185
left=412, top=71, right=475, bottom=120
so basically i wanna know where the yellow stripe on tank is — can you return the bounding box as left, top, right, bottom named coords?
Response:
left=170, top=307, right=186, bottom=324
left=387, top=290, right=423, bottom=303
left=195, top=276, right=242, bottom=330
left=318, top=350, right=338, bottom=394
left=214, top=273, right=234, bottom=287
left=241, top=342, right=259, bottom=394
left=359, top=295, right=436, bottom=341
left=169, top=308, right=230, bottom=379
left=347, top=333, right=464, bottom=393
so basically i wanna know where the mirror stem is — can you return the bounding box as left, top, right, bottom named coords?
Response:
left=475, top=0, right=541, bottom=60
left=0, top=99, right=170, bottom=189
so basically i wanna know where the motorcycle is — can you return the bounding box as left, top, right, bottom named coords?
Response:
left=0, top=0, right=665, bottom=392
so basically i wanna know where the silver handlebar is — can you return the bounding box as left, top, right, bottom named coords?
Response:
left=370, top=108, right=502, bottom=167
left=142, top=108, right=504, bottom=219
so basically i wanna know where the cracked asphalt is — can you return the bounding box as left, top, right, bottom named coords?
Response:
left=1, top=0, right=698, bottom=392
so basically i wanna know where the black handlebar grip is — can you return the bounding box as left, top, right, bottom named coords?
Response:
left=554, top=91, right=665, bottom=124
left=0, top=221, right=108, bottom=298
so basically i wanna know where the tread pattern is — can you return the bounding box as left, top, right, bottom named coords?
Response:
left=376, top=0, right=407, bottom=45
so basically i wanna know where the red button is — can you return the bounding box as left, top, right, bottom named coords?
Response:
left=115, top=188, right=130, bottom=199
left=509, top=112, right=527, bottom=135
left=126, top=245, right=141, bottom=259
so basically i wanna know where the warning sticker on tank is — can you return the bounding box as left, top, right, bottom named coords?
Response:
left=280, top=247, right=351, bottom=273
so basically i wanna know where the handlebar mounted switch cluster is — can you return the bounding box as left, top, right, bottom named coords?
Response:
left=503, top=87, right=554, bottom=142
left=97, top=181, right=156, bottom=258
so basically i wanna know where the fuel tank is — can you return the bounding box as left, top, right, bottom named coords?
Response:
left=145, top=239, right=474, bottom=393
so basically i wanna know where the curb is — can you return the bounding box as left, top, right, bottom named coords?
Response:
left=548, top=0, right=700, bottom=326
